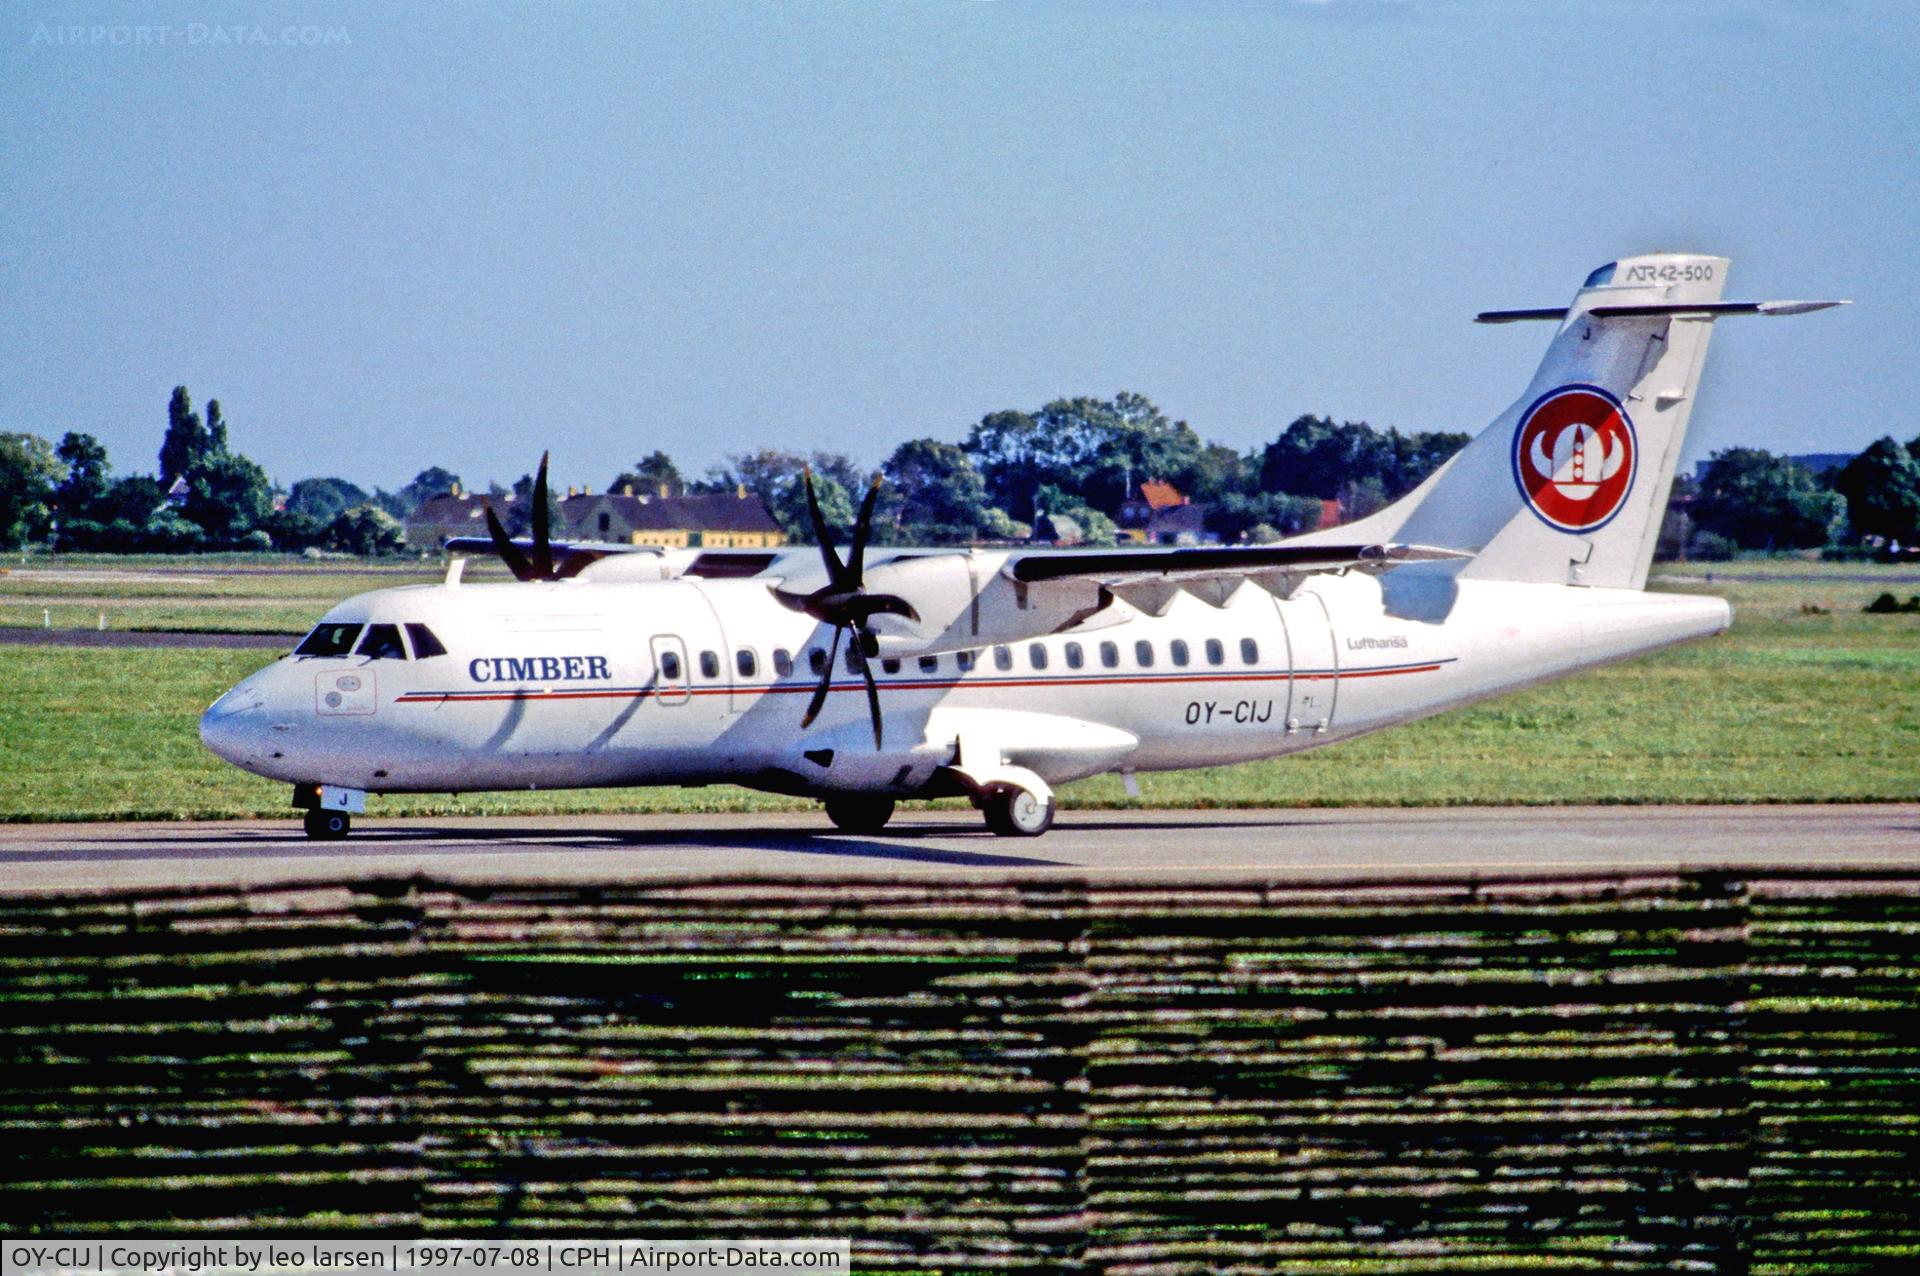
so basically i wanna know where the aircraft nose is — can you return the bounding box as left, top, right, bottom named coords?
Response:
left=199, top=683, right=267, bottom=763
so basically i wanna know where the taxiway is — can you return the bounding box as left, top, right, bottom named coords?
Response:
left=2, top=804, right=1914, bottom=892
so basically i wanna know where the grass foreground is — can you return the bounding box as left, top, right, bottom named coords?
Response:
left=2, top=558, right=1916, bottom=821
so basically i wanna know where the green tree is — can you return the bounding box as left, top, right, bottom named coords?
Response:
left=1208, top=492, right=1325, bottom=543
left=54, top=433, right=113, bottom=522
left=158, top=386, right=211, bottom=485
left=205, top=399, right=228, bottom=454
left=0, top=432, right=62, bottom=547
left=1032, top=483, right=1118, bottom=546
left=183, top=450, right=275, bottom=546
left=286, top=477, right=370, bottom=523
left=708, top=450, right=868, bottom=543
left=964, top=392, right=1203, bottom=521
left=1259, top=415, right=1392, bottom=500
left=769, top=469, right=856, bottom=545
left=877, top=438, right=995, bottom=543
left=325, top=503, right=406, bottom=557
left=93, top=475, right=170, bottom=551
left=1832, top=437, right=1920, bottom=544
left=395, top=467, right=462, bottom=513
left=1692, top=448, right=1842, bottom=550
left=1179, top=443, right=1256, bottom=505
left=611, top=451, right=686, bottom=497
left=1387, top=429, right=1471, bottom=496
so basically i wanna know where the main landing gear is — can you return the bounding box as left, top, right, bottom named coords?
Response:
left=303, top=808, right=351, bottom=840
left=981, top=783, right=1056, bottom=837
left=819, top=781, right=1056, bottom=837
left=823, top=795, right=896, bottom=833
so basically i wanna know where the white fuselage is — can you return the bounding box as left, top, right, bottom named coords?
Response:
left=199, top=557, right=1730, bottom=802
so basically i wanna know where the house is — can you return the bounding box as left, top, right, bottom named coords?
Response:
left=1117, top=479, right=1212, bottom=545
left=558, top=485, right=786, bottom=550
left=403, top=483, right=492, bottom=551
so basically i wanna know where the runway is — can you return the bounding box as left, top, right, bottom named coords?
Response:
left=3, top=803, right=1916, bottom=892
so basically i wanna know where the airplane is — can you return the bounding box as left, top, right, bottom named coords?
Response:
left=199, top=253, right=1845, bottom=840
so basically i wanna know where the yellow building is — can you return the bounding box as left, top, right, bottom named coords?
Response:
left=559, top=486, right=787, bottom=549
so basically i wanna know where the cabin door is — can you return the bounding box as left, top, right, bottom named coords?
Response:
left=1277, top=591, right=1338, bottom=736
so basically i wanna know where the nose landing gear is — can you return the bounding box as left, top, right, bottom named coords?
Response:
left=303, top=809, right=352, bottom=840
left=293, top=782, right=364, bottom=840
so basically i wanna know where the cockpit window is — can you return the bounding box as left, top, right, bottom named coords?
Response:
left=406, top=623, right=448, bottom=658
left=356, top=624, right=407, bottom=660
left=295, top=623, right=363, bottom=657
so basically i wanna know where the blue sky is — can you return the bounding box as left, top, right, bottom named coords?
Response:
left=3, top=0, right=1914, bottom=493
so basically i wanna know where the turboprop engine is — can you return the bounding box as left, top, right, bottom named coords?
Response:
left=854, top=552, right=1131, bottom=657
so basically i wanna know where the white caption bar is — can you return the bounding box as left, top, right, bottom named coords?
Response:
left=2, top=1241, right=849, bottom=1276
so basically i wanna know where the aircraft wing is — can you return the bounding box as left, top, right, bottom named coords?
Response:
left=1003, top=541, right=1469, bottom=613
left=848, top=540, right=1471, bottom=656
left=1006, top=541, right=1468, bottom=586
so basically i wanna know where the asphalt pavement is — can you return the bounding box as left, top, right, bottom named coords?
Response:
left=2, top=804, right=1914, bottom=892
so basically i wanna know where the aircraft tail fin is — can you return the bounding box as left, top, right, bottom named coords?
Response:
left=1292, top=254, right=1844, bottom=590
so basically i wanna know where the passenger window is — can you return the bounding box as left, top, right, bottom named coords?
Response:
left=882, top=656, right=901, bottom=674
left=699, top=650, right=720, bottom=679
left=295, top=623, right=362, bottom=657
left=1064, top=642, right=1084, bottom=669
left=773, top=648, right=793, bottom=677
left=1170, top=639, right=1190, bottom=667
left=736, top=649, right=757, bottom=678
left=356, top=624, right=406, bottom=660
left=1240, top=637, right=1259, bottom=664
left=1205, top=638, right=1224, bottom=666
left=1028, top=642, right=1048, bottom=670
left=1135, top=640, right=1155, bottom=668
left=845, top=645, right=862, bottom=674
left=994, top=645, right=1013, bottom=671
left=405, top=623, right=448, bottom=658
left=809, top=648, right=827, bottom=676
left=956, top=650, right=976, bottom=672
left=918, top=654, right=940, bottom=672
left=660, top=650, right=683, bottom=680
left=1100, top=641, right=1119, bottom=669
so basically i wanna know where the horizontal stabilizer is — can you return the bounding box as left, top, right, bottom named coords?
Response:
left=1477, top=299, right=1848, bottom=324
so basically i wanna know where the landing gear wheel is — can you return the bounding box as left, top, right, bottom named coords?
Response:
left=982, top=785, right=1054, bottom=837
left=824, top=795, right=896, bottom=834
left=303, top=808, right=351, bottom=841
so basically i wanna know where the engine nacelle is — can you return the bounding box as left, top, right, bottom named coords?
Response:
left=860, top=551, right=1131, bottom=656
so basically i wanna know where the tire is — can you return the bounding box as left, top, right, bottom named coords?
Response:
left=983, top=785, right=1054, bottom=837
left=823, top=795, right=896, bottom=834
left=304, top=808, right=351, bottom=841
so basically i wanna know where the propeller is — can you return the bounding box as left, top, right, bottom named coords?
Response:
left=483, top=451, right=562, bottom=582
left=773, top=469, right=920, bottom=749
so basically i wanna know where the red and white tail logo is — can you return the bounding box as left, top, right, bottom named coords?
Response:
left=1511, top=385, right=1637, bottom=533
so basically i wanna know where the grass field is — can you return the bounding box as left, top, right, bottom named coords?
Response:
left=2, top=556, right=1916, bottom=821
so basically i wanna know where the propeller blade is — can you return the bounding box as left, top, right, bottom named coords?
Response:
left=483, top=503, right=535, bottom=581
left=531, top=451, right=554, bottom=580
left=856, top=628, right=883, bottom=750
left=769, top=585, right=815, bottom=614
left=802, top=467, right=849, bottom=588
left=800, top=626, right=843, bottom=729
left=847, top=474, right=882, bottom=582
